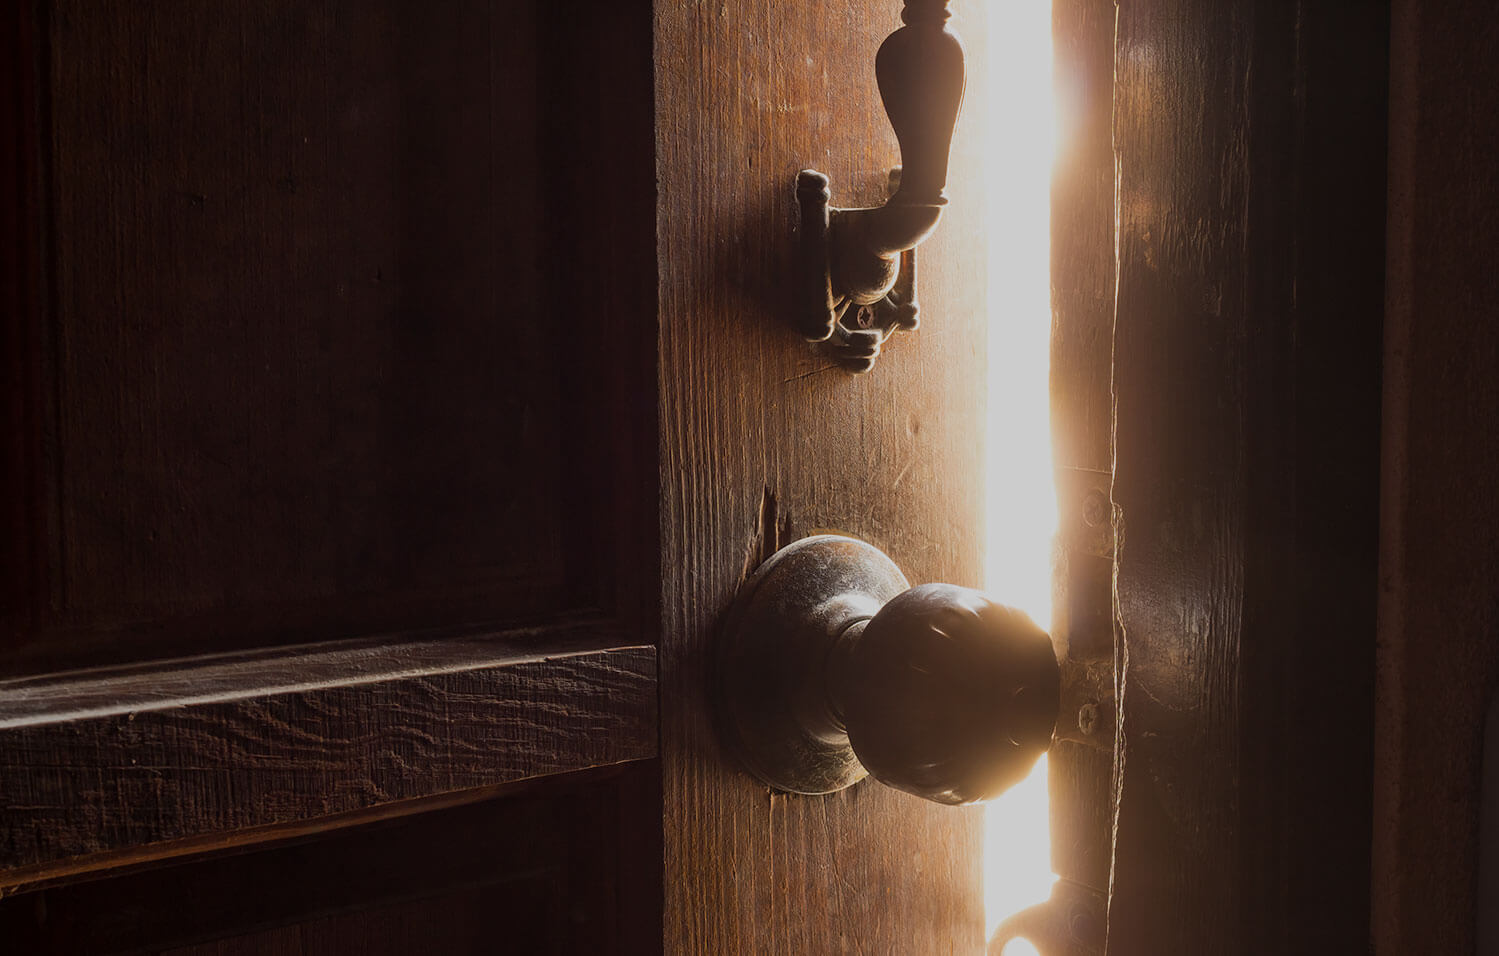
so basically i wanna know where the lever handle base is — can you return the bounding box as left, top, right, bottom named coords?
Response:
left=789, top=1, right=962, bottom=372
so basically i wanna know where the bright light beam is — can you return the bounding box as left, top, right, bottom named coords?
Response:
left=978, top=0, right=1060, bottom=940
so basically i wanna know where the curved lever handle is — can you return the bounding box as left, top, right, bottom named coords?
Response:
left=879, top=0, right=967, bottom=206
left=795, top=1, right=967, bottom=371
left=716, top=535, right=1058, bottom=805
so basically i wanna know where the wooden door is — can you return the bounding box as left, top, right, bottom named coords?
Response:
left=2, top=0, right=1005, bottom=952
left=652, top=0, right=997, bottom=949
left=1, top=0, right=663, bottom=951
left=1099, top=0, right=1390, bottom=952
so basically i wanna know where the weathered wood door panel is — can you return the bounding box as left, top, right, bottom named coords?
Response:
left=4, top=0, right=654, bottom=679
left=654, top=1, right=994, bottom=950
left=1, top=0, right=661, bottom=942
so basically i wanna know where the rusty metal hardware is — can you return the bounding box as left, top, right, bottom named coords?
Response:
left=794, top=0, right=966, bottom=372
left=716, top=535, right=1059, bottom=805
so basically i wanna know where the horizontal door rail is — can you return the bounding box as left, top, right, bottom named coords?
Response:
left=0, top=620, right=656, bottom=894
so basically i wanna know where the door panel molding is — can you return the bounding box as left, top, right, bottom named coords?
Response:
left=0, top=622, right=656, bottom=893
left=0, top=0, right=664, bottom=945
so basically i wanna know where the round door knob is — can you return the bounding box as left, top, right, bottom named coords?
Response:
left=716, top=534, right=1060, bottom=805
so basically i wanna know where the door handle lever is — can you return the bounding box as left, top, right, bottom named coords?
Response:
left=796, top=0, right=966, bottom=371
left=716, top=535, right=1058, bottom=804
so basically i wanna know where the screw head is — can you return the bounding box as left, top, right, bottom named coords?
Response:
left=1071, top=906, right=1101, bottom=944
left=1082, top=489, right=1109, bottom=528
left=1078, top=701, right=1100, bottom=735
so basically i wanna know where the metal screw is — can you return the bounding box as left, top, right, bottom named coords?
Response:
left=1082, top=489, right=1109, bottom=528
left=1071, top=906, right=1101, bottom=944
left=1078, top=701, right=1100, bottom=735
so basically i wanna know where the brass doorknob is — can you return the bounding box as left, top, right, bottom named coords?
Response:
left=716, top=535, right=1059, bottom=804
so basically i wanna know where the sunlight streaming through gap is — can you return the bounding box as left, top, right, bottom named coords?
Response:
left=979, top=0, right=1059, bottom=941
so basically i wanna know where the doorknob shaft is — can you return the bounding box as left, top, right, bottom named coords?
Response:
left=716, top=535, right=1059, bottom=805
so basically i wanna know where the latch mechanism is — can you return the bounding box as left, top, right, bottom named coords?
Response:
left=793, top=0, right=966, bottom=371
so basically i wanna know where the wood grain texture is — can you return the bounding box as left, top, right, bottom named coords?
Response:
left=0, top=2, right=663, bottom=949
left=1, top=764, right=658, bottom=955
left=655, top=0, right=993, bottom=950
left=1051, top=0, right=1118, bottom=477
left=1109, top=0, right=1387, bottom=951
left=164, top=928, right=306, bottom=956
left=0, top=0, right=44, bottom=643
left=42, top=0, right=558, bottom=626
left=1374, top=2, right=1499, bottom=951
left=1048, top=0, right=1119, bottom=902
left=0, top=628, right=656, bottom=890
left=3, top=0, right=658, bottom=677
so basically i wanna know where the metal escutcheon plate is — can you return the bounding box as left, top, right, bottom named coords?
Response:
left=716, top=535, right=909, bottom=794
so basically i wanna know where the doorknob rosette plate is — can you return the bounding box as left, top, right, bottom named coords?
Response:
left=717, top=534, right=1060, bottom=804
left=717, top=535, right=907, bottom=795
